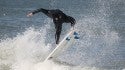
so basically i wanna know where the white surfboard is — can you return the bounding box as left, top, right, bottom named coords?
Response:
left=43, top=29, right=79, bottom=62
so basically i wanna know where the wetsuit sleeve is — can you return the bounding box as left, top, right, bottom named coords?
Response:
left=68, top=16, right=76, bottom=27
left=32, top=8, right=42, bottom=14
left=32, top=8, right=52, bottom=18
left=71, top=19, right=76, bottom=27
left=32, top=8, right=49, bottom=15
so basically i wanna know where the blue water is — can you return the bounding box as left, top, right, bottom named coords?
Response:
left=0, top=0, right=125, bottom=70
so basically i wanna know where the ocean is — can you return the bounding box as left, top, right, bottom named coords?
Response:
left=0, top=0, right=125, bottom=70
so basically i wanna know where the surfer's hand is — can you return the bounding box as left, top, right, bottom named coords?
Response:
left=71, top=26, right=74, bottom=30
left=27, top=13, right=33, bottom=17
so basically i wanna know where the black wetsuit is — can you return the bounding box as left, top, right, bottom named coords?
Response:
left=31, top=8, right=76, bottom=44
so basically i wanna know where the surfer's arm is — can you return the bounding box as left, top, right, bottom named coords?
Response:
left=68, top=16, right=76, bottom=29
left=27, top=8, right=43, bottom=17
left=71, top=20, right=76, bottom=28
left=27, top=8, right=52, bottom=18
left=65, top=16, right=76, bottom=28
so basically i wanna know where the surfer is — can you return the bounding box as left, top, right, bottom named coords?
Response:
left=27, top=8, right=76, bottom=44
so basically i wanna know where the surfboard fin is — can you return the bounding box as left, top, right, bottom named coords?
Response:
left=74, top=32, right=80, bottom=39
left=66, top=37, right=70, bottom=41
left=74, top=36, right=80, bottom=39
left=74, top=32, right=78, bottom=35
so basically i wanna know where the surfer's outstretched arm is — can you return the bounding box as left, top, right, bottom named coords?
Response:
left=27, top=8, right=52, bottom=18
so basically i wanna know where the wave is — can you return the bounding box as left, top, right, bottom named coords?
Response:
left=0, top=17, right=124, bottom=70
left=0, top=25, right=101, bottom=70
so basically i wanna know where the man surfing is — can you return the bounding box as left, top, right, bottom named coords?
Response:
left=27, top=8, right=76, bottom=44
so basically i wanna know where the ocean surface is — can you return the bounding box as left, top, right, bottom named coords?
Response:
left=0, top=0, right=125, bottom=70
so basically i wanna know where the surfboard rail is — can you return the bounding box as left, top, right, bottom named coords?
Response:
left=43, top=29, right=79, bottom=62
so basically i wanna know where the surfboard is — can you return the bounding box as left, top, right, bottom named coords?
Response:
left=43, top=29, right=79, bottom=62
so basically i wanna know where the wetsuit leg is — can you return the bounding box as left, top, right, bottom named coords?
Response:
left=55, top=25, right=62, bottom=44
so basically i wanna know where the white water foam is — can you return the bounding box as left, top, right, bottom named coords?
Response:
left=0, top=24, right=51, bottom=70
left=0, top=18, right=124, bottom=70
left=0, top=24, right=104, bottom=70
